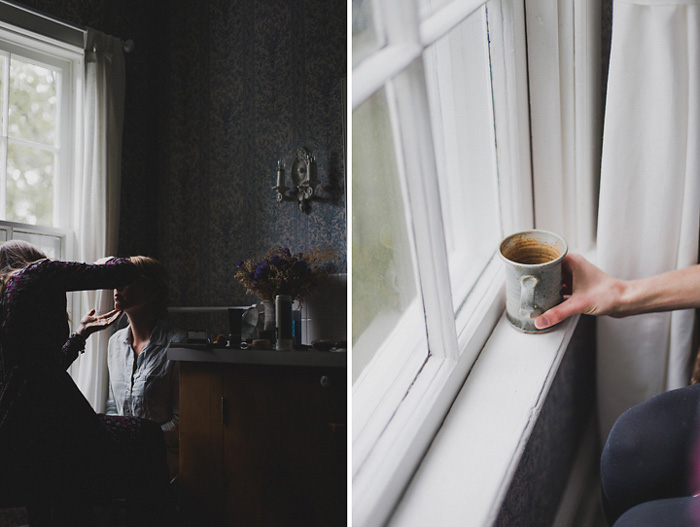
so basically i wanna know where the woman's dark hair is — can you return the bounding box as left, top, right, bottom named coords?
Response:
left=129, top=256, right=170, bottom=318
left=0, top=240, right=47, bottom=292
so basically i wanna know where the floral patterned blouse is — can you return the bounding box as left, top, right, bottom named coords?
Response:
left=0, top=258, right=137, bottom=370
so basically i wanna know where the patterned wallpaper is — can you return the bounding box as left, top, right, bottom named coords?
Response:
left=17, top=0, right=347, bottom=329
left=154, top=0, right=347, bottom=314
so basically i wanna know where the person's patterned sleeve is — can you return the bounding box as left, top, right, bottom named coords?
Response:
left=58, top=332, right=87, bottom=369
left=22, top=258, right=138, bottom=293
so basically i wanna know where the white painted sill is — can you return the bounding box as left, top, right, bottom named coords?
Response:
left=388, top=312, right=581, bottom=526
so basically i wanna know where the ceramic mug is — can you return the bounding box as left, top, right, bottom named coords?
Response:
left=499, top=229, right=568, bottom=333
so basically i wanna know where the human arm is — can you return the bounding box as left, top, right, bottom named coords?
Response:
left=57, top=308, right=123, bottom=369
left=161, top=360, right=179, bottom=450
left=58, top=333, right=88, bottom=369
left=535, top=253, right=700, bottom=329
left=76, top=308, right=123, bottom=339
left=105, top=332, right=126, bottom=415
left=26, top=258, right=138, bottom=293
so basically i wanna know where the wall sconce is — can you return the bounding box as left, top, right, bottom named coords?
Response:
left=272, top=147, right=319, bottom=213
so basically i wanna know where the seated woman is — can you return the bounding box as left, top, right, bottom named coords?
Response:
left=106, top=256, right=185, bottom=479
left=535, top=254, right=700, bottom=526
left=601, top=384, right=700, bottom=526
left=0, top=240, right=173, bottom=526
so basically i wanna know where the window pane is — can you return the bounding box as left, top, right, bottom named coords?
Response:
left=352, top=87, right=428, bottom=383
left=6, top=143, right=54, bottom=225
left=13, top=230, right=61, bottom=258
left=9, top=58, right=57, bottom=146
left=423, top=5, right=501, bottom=313
left=352, top=0, right=385, bottom=67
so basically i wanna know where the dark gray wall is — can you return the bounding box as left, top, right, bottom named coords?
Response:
left=18, top=0, right=347, bottom=328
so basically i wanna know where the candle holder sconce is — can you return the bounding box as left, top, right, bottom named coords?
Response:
left=272, top=147, right=320, bottom=213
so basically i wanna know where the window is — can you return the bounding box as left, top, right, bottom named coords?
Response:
left=352, top=0, right=600, bottom=524
left=0, top=219, right=70, bottom=259
left=352, top=86, right=427, bottom=382
left=0, top=10, right=83, bottom=260
left=2, top=54, right=59, bottom=226
left=352, top=0, right=531, bottom=523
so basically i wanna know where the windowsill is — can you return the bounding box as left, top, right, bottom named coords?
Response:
left=387, top=312, right=581, bottom=526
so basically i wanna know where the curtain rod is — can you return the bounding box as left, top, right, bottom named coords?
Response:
left=0, top=0, right=134, bottom=53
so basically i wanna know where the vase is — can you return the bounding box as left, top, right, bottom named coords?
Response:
left=261, top=300, right=275, bottom=333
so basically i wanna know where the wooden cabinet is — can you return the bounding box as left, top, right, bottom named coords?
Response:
left=172, top=348, right=346, bottom=527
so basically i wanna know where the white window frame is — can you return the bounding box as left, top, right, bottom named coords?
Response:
left=351, top=0, right=601, bottom=525
left=0, top=3, right=85, bottom=323
left=0, top=20, right=83, bottom=233
left=0, top=219, right=73, bottom=258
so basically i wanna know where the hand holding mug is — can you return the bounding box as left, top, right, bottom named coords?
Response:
left=534, top=254, right=625, bottom=329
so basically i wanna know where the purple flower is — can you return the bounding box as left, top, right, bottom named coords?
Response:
left=234, top=245, right=333, bottom=301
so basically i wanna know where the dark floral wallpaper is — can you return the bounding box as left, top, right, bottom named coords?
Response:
left=16, top=0, right=347, bottom=323
left=155, top=0, right=346, bottom=314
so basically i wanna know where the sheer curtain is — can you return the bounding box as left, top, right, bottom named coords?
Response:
left=596, top=0, right=700, bottom=438
left=68, top=28, right=125, bottom=412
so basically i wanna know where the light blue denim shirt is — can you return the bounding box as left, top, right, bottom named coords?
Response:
left=106, top=319, right=185, bottom=457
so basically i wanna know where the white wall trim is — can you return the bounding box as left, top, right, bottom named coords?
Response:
left=488, top=0, right=534, bottom=235
left=387, top=314, right=580, bottom=526
left=526, top=0, right=602, bottom=252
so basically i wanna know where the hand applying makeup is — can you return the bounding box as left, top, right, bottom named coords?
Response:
left=76, top=308, right=123, bottom=339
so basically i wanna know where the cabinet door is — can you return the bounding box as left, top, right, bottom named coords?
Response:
left=222, top=365, right=346, bottom=526
left=179, top=362, right=226, bottom=527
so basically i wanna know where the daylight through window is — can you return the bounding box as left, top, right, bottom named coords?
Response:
left=351, top=0, right=534, bottom=524
left=0, top=20, right=82, bottom=259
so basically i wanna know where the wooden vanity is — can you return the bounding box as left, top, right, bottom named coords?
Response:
left=169, top=346, right=347, bottom=527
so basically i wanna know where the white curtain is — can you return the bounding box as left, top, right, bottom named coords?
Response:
left=597, top=0, right=700, bottom=439
left=68, top=29, right=126, bottom=412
